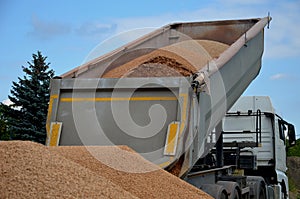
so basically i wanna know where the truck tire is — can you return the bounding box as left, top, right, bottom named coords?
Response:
left=217, top=181, right=240, bottom=199
left=232, top=189, right=240, bottom=199
left=246, top=176, right=266, bottom=199
left=220, top=191, right=228, bottom=199
left=258, top=183, right=266, bottom=199
left=200, top=184, right=228, bottom=199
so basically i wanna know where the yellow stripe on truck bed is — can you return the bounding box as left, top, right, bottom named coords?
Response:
left=164, top=121, right=180, bottom=156
left=48, top=122, right=62, bottom=146
left=60, top=96, right=177, bottom=102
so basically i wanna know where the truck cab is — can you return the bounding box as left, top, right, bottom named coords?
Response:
left=221, top=96, right=296, bottom=198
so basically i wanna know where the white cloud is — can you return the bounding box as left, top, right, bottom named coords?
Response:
left=264, top=1, right=300, bottom=58
left=76, top=22, right=117, bottom=39
left=114, top=15, right=174, bottom=32
left=111, top=2, right=267, bottom=32
left=2, top=99, right=12, bottom=106
left=83, top=27, right=155, bottom=63
left=220, top=0, right=269, bottom=5
left=28, top=15, right=71, bottom=40
left=100, top=1, right=300, bottom=59
left=270, top=73, right=288, bottom=80
left=1, top=99, right=21, bottom=110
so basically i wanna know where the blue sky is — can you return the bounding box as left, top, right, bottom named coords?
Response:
left=1, top=0, right=300, bottom=136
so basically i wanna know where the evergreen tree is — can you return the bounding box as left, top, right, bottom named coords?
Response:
left=4, top=51, right=54, bottom=144
left=0, top=103, right=10, bottom=140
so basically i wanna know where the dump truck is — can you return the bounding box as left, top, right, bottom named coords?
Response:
left=191, top=96, right=296, bottom=199
left=46, top=16, right=296, bottom=199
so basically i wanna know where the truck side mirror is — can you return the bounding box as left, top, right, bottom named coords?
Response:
left=287, top=123, right=296, bottom=146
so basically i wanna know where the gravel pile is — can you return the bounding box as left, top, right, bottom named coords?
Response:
left=0, top=141, right=137, bottom=199
left=1, top=141, right=212, bottom=199
left=50, top=145, right=212, bottom=199
left=102, top=39, right=229, bottom=78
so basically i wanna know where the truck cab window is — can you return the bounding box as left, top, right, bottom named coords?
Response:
left=278, top=120, right=286, bottom=142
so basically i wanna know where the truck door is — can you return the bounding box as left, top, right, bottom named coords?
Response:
left=274, top=118, right=288, bottom=172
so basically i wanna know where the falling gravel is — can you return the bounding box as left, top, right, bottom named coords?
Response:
left=102, top=39, right=229, bottom=78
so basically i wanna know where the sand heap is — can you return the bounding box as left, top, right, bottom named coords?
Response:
left=102, top=39, right=229, bottom=78
left=0, top=141, right=136, bottom=198
left=0, top=141, right=212, bottom=199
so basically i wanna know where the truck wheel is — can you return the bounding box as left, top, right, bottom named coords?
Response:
left=220, top=190, right=228, bottom=199
left=232, top=189, right=240, bottom=199
left=246, top=176, right=266, bottom=199
left=201, top=184, right=228, bottom=199
left=258, top=183, right=266, bottom=199
left=217, top=181, right=240, bottom=199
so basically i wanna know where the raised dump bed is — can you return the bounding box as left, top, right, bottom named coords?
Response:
left=47, top=17, right=270, bottom=176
